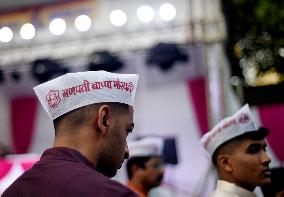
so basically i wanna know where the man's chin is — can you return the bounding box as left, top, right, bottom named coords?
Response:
left=97, top=167, right=117, bottom=178
left=260, top=177, right=271, bottom=186
left=103, top=170, right=117, bottom=178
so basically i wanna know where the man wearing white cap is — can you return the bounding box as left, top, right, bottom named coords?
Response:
left=200, top=104, right=271, bottom=197
left=126, top=137, right=165, bottom=197
left=3, top=71, right=140, bottom=197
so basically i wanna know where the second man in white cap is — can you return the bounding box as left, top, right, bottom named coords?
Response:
left=126, top=137, right=165, bottom=197
left=200, top=104, right=271, bottom=197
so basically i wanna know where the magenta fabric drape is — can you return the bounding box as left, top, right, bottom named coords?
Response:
left=258, top=104, right=284, bottom=162
left=188, top=77, right=209, bottom=135
left=0, top=160, right=13, bottom=179
left=21, top=160, right=38, bottom=171
left=11, top=97, right=38, bottom=154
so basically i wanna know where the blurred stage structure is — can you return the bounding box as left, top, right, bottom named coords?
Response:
left=0, top=0, right=227, bottom=129
left=0, top=0, right=225, bottom=66
left=1, top=1, right=284, bottom=197
left=0, top=1, right=226, bottom=196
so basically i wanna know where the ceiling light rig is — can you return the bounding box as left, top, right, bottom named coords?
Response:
left=74, top=15, right=92, bottom=32
left=88, top=51, right=124, bottom=72
left=31, top=58, right=69, bottom=83
left=49, top=18, right=66, bottom=36
left=137, top=5, right=155, bottom=23
left=109, top=10, right=127, bottom=27
left=147, top=43, right=189, bottom=71
left=0, top=27, right=13, bottom=43
left=159, top=3, right=176, bottom=22
left=20, top=23, right=36, bottom=40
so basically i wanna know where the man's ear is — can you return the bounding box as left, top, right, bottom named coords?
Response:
left=218, top=154, right=233, bottom=173
left=97, top=105, right=111, bottom=135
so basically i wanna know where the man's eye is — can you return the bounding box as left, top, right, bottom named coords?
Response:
left=247, top=145, right=261, bottom=154
left=263, top=146, right=267, bottom=152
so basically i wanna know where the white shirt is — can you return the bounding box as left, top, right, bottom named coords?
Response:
left=211, top=180, right=257, bottom=197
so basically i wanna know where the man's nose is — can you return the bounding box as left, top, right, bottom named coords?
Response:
left=261, top=151, right=271, bottom=165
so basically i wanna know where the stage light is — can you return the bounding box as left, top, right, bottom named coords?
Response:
left=20, top=23, right=36, bottom=40
left=147, top=43, right=189, bottom=71
left=159, top=3, right=176, bottom=21
left=75, top=15, right=92, bottom=32
left=11, top=70, right=21, bottom=82
left=109, top=10, right=127, bottom=27
left=137, top=5, right=155, bottom=23
left=49, top=18, right=66, bottom=36
left=88, top=51, right=124, bottom=72
left=32, top=59, right=69, bottom=83
left=0, top=27, right=13, bottom=43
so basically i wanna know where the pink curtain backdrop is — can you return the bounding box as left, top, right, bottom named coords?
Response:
left=21, top=160, right=38, bottom=171
left=258, top=104, right=284, bottom=162
left=0, top=160, right=13, bottom=179
left=0, top=158, right=38, bottom=182
left=10, top=97, right=38, bottom=154
left=187, top=77, right=209, bottom=135
left=187, top=77, right=284, bottom=163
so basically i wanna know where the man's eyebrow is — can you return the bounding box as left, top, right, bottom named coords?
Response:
left=247, top=142, right=266, bottom=149
left=248, top=142, right=262, bottom=146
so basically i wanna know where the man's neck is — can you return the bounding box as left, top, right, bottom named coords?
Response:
left=53, top=132, right=99, bottom=168
left=219, top=177, right=256, bottom=192
left=127, top=179, right=149, bottom=197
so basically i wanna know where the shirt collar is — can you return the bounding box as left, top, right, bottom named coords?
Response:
left=41, top=147, right=96, bottom=170
left=127, top=181, right=147, bottom=197
left=217, top=180, right=257, bottom=197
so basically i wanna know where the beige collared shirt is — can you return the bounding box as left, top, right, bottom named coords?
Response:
left=211, top=180, right=257, bottom=197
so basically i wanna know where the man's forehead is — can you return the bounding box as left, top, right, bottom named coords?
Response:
left=148, top=157, right=163, bottom=163
left=147, top=156, right=163, bottom=163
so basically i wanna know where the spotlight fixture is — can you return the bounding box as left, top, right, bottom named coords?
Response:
left=0, top=27, right=13, bottom=43
left=147, top=43, right=189, bottom=71
left=74, top=15, right=92, bottom=32
left=31, top=59, right=69, bottom=83
left=88, top=51, right=124, bottom=72
left=11, top=70, right=21, bottom=82
left=109, top=10, right=127, bottom=27
left=49, top=18, right=66, bottom=36
left=137, top=5, right=155, bottom=23
left=20, top=23, right=36, bottom=40
left=159, top=3, right=176, bottom=21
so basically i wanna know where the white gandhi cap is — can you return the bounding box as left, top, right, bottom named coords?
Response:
left=128, top=137, right=164, bottom=158
left=33, top=70, right=139, bottom=120
left=200, top=104, right=268, bottom=158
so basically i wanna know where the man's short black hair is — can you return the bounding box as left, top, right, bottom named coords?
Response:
left=212, top=128, right=269, bottom=166
left=53, top=102, right=130, bottom=134
left=126, top=156, right=151, bottom=179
